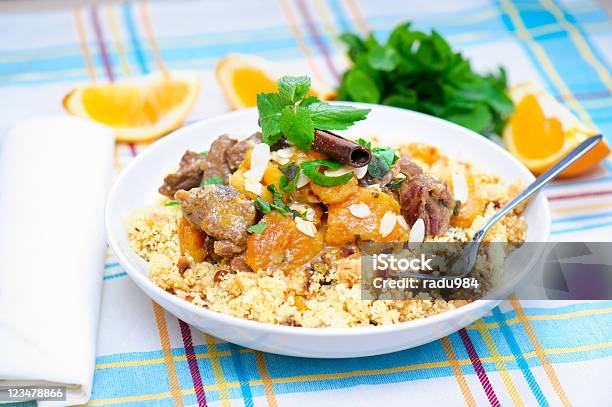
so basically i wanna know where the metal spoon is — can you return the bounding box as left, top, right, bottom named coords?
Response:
left=402, top=134, right=604, bottom=280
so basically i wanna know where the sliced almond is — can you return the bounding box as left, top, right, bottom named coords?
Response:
left=409, top=218, right=425, bottom=243
left=397, top=215, right=409, bottom=230
left=295, top=217, right=317, bottom=237
left=452, top=172, right=468, bottom=203
left=289, top=203, right=315, bottom=221
left=275, top=146, right=296, bottom=158
left=270, top=152, right=290, bottom=165
left=324, top=165, right=354, bottom=177
left=249, top=143, right=270, bottom=181
left=353, top=165, right=368, bottom=179
left=244, top=177, right=263, bottom=195
left=379, top=211, right=397, bottom=238
left=348, top=203, right=371, bottom=218
left=367, top=183, right=382, bottom=191
left=296, top=171, right=310, bottom=188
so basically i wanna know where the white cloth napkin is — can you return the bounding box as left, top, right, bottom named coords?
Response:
left=0, top=116, right=114, bottom=406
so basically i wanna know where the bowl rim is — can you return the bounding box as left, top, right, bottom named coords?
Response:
left=105, top=103, right=551, bottom=336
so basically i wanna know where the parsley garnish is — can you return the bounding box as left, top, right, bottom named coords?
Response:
left=254, top=197, right=272, bottom=214
left=257, top=76, right=370, bottom=150
left=200, top=175, right=224, bottom=186
left=337, top=23, right=513, bottom=135
left=247, top=222, right=267, bottom=234
left=164, top=200, right=180, bottom=207
left=301, top=160, right=354, bottom=187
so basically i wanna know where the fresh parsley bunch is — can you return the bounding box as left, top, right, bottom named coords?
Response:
left=257, top=76, right=370, bottom=150
left=337, top=23, right=514, bottom=136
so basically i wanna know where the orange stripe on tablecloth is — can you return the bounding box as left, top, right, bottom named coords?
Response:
left=152, top=302, right=184, bottom=407
left=440, top=336, right=477, bottom=407
left=277, top=0, right=326, bottom=84
left=138, top=1, right=168, bottom=74
left=342, top=0, right=369, bottom=35
left=510, top=297, right=572, bottom=407
left=73, top=8, right=97, bottom=82
left=204, top=335, right=231, bottom=407
left=476, top=322, right=525, bottom=406
left=254, top=351, right=278, bottom=407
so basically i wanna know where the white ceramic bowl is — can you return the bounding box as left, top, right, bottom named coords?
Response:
left=106, top=103, right=550, bottom=358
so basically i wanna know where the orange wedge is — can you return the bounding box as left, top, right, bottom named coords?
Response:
left=215, top=54, right=335, bottom=109
left=63, top=71, right=200, bottom=142
left=503, top=82, right=609, bottom=178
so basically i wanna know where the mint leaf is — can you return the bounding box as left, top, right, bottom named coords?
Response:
left=356, top=138, right=372, bottom=149
left=257, top=93, right=284, bottom=144
left=279, top=76, right=311, bottom=104
left=200, top=175, right=224, bottom=186
left=306, top=101, right=370, bottom=131
left=368, top=45, right=400, bottom=71
left=301, top=160, right=353, bottom=187
left=164, top=200, right=180, bottom=207
left=366, top=145, right=398, bottom=179
left=344, top=69, right=381, bottom=104
left=280, top=105, right=314, bottom=151
left=247, top=222, right=267, bottom=234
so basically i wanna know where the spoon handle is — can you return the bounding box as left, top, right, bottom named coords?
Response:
left=478, top=134, right=604, bottom=238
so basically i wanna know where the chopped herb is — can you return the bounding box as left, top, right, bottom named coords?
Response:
left=254, top=197, right=271, bottom=214
left=267, top=184, right=291, bottom=216
left=199, top=151, right=208, bottom=157
left=301, top=160, right=353, bottom=187
left=247, top=222, right=267, bottom=234
left=200, top=175, right=224, bottom=186
left=387, top=176, right=405, bottom=190
left=367, top=156, right=389, bottom=179
left=279, top=163, right=299, bottom=193
left=357, top=139, right=398, bottom=179
left=256, top=75, right=370, bottom=150
left=164, top=200, right=180, bottom=207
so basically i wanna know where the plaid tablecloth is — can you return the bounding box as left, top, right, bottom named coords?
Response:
left=1, top=0, right=611, bottom=405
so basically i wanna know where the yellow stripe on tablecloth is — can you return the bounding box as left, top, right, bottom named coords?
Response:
left=90, top=340, right=612, bottom=405
left=468, top=306, right=612, bottom=330
left=540, top=0, right=612, bottom=94
left=476, top=322, right=525, bottom=406
left=500, top=0, right=595, bottom=128
left=105, top=5, right=132, bottom=77
left=152, top=302, right=184, bottom=407
left=511, top=298, right=572, bottom=407
left=342, top=0, right=369, bottom=35
left=73, top=8, right=97, bottom=82
left=254, top=351, right=278, bottom=407
left=552, top=203, right=612, bottom=215
left=440, top=336, right=477, bottom=407
left=204, top=335, right=231, bottom=407
left=277, top=0, right=326, bottom=84
left=138, top=1, right=168, bottom=75
left=312, top=0, right=351, bottom=67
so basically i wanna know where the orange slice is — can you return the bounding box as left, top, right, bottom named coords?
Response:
left=215, top=54, right=335, bottom=109
left=63, top=71, right=200, bottom=142
left=503, top=82, right=609, bottom=178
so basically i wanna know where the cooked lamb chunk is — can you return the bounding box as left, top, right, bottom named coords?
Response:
left=174, top=185, right=256, bottom=248
left=213, top=240, right=245, bottom=257
left=158, top=151, right=206, bottom=197
left=226, top=132, right=262, bottom=170
left=200, top=134, right=237, bottom=183
left=229, top=255, right=252, bottom=273
left=390, top=157, right=453, bottom=236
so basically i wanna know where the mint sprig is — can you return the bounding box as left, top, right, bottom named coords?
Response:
left=256, top=75, right=370, bottom=150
